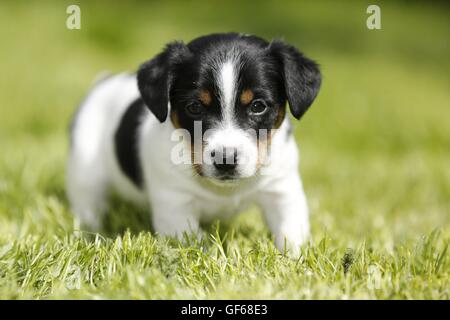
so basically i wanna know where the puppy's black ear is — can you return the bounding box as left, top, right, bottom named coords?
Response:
left=269, top=40, right=321, bottom=120
left=137, top=41, right=190, bottom=122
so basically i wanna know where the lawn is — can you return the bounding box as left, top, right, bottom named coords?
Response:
left=0, top=0, right=448, bottom=299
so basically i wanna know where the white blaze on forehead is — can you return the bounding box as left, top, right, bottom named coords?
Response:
left=218, top=60, right=237, bottom=125
left=201, top=58, right=259, bottom=178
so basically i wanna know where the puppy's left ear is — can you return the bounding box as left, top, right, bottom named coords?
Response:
left=269, top=40, right=321, bottom=120
left=137, top=41, right=190, bottom=122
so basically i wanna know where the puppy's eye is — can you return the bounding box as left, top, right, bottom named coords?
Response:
left=249, top=99, right=267, bottom=115
left=186, top=102, right=204, bottom=117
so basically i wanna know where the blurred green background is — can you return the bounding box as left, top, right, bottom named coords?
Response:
left=0, top=0, right=448, bottom=299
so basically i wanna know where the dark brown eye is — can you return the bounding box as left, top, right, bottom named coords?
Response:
left=250, top=99, right=267, bottom=115
left=186, top=102, right=204, bottom=117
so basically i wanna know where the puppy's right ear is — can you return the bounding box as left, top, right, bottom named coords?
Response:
left=137, top=41, right=190, bottom=122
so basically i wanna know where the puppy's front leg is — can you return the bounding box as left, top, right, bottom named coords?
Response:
left=258, top=174, right=310, bottom=256
left=149, top=189, right=202, bottom=241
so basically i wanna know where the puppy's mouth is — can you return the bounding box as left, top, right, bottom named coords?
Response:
left=215, top=173, right=239, bottom=181
left=194, top=167, right=239, bottom=181
left=192, top=164, right=247, bottom=183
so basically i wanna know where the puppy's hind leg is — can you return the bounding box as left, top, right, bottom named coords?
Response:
left=66, top=152, right=108, bottom=232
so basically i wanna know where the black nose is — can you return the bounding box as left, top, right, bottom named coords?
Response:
left=212, top=148, right=238, bottom=172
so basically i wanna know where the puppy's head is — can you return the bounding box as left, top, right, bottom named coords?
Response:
left=138, top=33, right=321, bottom=182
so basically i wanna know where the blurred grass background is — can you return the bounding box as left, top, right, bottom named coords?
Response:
left=0, top=0, right=448, bottom=299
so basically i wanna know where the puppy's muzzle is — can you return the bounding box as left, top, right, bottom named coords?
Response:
left=211, top=147, right=238, bottom=176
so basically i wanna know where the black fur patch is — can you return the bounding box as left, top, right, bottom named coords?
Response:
left=114, top=98, right=148, bottom=188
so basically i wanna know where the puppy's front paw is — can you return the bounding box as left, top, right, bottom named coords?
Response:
left=179, top=229, right=207, bottom=245
left=274, top=230, right=310, bottom=258
left=154, top=224, right=205, bottom=246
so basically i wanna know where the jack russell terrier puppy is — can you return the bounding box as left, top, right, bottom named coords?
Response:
left=67, top=33, right=321, bottom=255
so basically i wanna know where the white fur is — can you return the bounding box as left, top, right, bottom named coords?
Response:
left=218, top=60, right=236, bottom=124
left=67, top=73, right=310, bottom=255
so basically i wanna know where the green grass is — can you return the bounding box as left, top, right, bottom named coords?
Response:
left=0, top=0, right=448, bottom=299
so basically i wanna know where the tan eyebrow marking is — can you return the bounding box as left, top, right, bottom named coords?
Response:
left=199, top=90, right=212, bottom=106
left=240, top=89, right=254, bottom=105
left=274, top=104, right=286, bottom=129
left=170, top=110, right=181, bottom=129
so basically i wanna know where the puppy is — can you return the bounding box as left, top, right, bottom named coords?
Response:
left=67, top=33, right=321, bottom=254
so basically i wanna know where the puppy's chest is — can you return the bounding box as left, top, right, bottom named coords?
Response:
left=192, top=191, right=254, bottom=220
